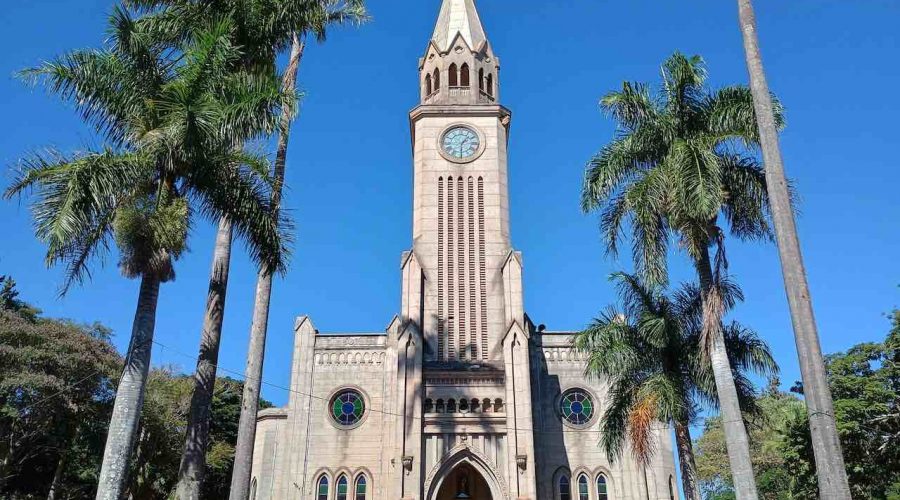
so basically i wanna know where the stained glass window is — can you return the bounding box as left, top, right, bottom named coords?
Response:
left=559, top=389, right=594, bottom=425
left=558, top=475, right=571, bottom=500
left=355, top=475, right=367, bottom=500
left=578, top=474, right=589, bottom=500
left=317, top=476, right=329, bottom=500
left=337, top=475, right=348, bottom=500
left=597, top=474, right=609, bottom=500
left=331, top=390, right=365, bottom=426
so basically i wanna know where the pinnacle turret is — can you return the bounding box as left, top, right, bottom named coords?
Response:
left=420, top=0, right=499, bottom=105
left=431, top=0, right=488, bottom=52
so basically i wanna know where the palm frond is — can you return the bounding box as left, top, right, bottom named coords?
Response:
left=723, top=321, right=779, bottom=378
left=719, top=152, right=773, bottom=241
left=5, top=149, right=153, bottom=292
left=187, top=157, right=292, bottom=272
left=600, top=81, right=656, bottom=132
left=627, top=392, right=659, bottom=467
left=706, top=85, right=785, bottom=145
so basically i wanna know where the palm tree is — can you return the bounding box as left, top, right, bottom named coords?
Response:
left=733, top=2, right=852, bottom=497
left=125, top=2, right=367, bottom=497
left=581, top=52, right=785, bottom=499
left=6, top=10, right=291, bottom=500
left=576, top=273, right=777, bottom=500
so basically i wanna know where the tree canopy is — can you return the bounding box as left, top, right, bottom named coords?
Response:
left=695, top=311, right=900, bottom=499
left=0, top=282, right=272, bottom=499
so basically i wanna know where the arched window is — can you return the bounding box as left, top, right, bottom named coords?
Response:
left=436, top=399, right=445, bottom=413
left=250, top=478, right=258, bottom=500
left=668, top=476, right=676, bottom=500
left=449, top=63, right=459, bottom=86
left=596, top=474, right=609, bottom=500
left=317, top=476, right=329, bottom=500
left=433, top=68, right=440, bottom=90
left=337, top=475, right=349, bottom=500
left=577, top=474, right=589, bottom=500
left=460, top=63, right=470, bottom=87
left=355, top=475, right=368, bottom=500
left=479, top=68, right=485, bottom=91
left=558, top=475, right=571, bottom=500
left=425, top=74, right=432, bottom=95
left=447, top=399, right=457, bottom=413
left=424, top=398, right=434, bottom=413
left=494, top=398, right=503, bottom=412
left=486, top=73, right=494, bottom=96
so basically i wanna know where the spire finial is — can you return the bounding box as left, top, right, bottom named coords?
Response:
left=431, top=0, right=488, bottom=52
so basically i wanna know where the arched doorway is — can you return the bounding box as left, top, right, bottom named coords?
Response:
left=435, top=464, right=493, bottom=500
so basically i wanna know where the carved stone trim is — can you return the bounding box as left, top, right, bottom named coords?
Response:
left=423, top=443, right=510, bottom=500
left=314, top=351, right=387, bottom=366
left=541, top=347, right=589, bottom=364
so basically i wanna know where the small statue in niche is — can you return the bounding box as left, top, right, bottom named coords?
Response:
left=455, top=472, right=471, bottom=499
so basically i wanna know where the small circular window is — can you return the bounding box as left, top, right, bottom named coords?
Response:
left=330, top=389, right=365, bottom=426
left=559, top=389, right=595, bottom=426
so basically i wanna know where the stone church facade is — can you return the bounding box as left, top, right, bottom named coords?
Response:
left=249, top=1, right=680, bottom=499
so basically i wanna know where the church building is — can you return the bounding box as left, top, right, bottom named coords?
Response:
left=249, top=1, right=680, bottom=499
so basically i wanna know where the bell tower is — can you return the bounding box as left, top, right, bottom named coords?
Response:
left=403, top=0, right=515, bottom=364
left=396, top=3, right=536, bottom=499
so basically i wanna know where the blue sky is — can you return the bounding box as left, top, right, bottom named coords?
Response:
left=1, top=0, right=898, bottom=417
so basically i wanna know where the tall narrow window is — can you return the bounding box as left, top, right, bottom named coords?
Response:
left=597, top=474, right=609, bottom=500
left=434, top=68, right=441, bottom=90
left=460, top=63, right=470, bottom=87
left=355, top=476, right=368, bottom=500
left=250, top=479, right=258, bottom=500
left=558, top=476, right=571, bottom=500
left=486, top=73, right=494, bottom=96
left=437, top=177, right=444, bottom=359
left=317, top=476, right=329, bottom=500
left=425, top=73, right=432, bottom=95
left=578, top=474, right=589, bottom=500
left=479, top=68, right=485, bottom=91
left=449, top=63, right=459, bottom=86
left=669, top=476, right=676, bottom=500
left=337, top=475, right=348, bottom=500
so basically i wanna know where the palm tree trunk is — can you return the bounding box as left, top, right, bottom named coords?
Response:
left=695, top=247, right=759, bottom=500
left=229, top=34, right=304, bottom=500
left=176, top=217, right=234, bottom=500
left=735, top=2, right=852, bottom=498
left=95, top=274, right=161, bottom=500
left=673, top=418, right=702, bottom=500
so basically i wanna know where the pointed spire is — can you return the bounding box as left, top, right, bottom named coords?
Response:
left=431, top=0, right=488, bottom=52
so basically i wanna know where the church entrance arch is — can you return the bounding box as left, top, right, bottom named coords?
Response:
left=425, top=448, right=506, bottom=500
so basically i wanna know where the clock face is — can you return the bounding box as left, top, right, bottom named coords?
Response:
left=442, top=126, right=480, bottom=160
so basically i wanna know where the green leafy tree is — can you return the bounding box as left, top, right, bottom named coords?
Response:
left=581, top=51, right=785, bottom=499
left=696, top=381, right=811, bottom=499
left=696, top=311, right=900, bottom=499
left=0, top=310, right=120, bottom=498
left=0, top=276, right=40, bottom=321
left=6, top=8, right=292, bottom=499
left=125, top=1, right=367, bottom=496
left=575, top=273, right=777, bottom=500
left=786, top=310, right=900, bottom=498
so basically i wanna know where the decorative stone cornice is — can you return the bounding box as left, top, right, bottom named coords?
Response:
left=313, top=350, right=387, bottom=366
